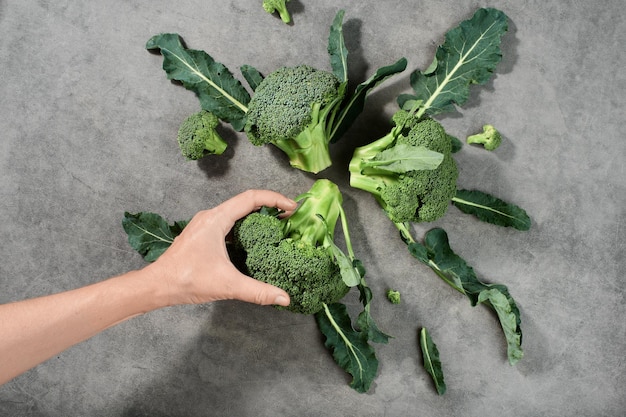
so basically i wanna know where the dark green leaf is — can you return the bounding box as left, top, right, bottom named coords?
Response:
left=330, top=58, right=408, bottom=143
left=452, top=189, right=531, bottom=230
left=328, top=10, right=348, bottom=83
left=419, top=328, right=446, bottom=395
left=448, top=134, right=463, bottom=153
left=146, top=33, right=250, bottom=131
left=401, top=8, right=508, bottom=117
left=407, top=228, right=523, bottom=364
left=122, top=212, right=188, bottom=262
left=240, top=64, right=264, bottom=91
left=315, top=303, right=379, bottom=393
left=357, top=284, right=391, bottom=344
left=477, top=288, right=524, bottom=364
left=370, top=144, right=443, bottom=173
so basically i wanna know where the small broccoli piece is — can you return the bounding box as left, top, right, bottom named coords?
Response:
left=233, top=179, right=354, bottom=314
left=244, top=65, right=343, bottom=173
left=349, top=113, right=459, bottom=224
left=262, top=0, right=291, bottom=24
left=466, top=124, right=502, bottom=151
left=177, top=110, right=227, bottom=160
left=386, top=289, right=401, bottom=304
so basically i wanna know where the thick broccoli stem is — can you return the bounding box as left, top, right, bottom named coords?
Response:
left=273, top=100, right=340, bottom=174
left=284, top=179, right=342, bottom=248
left=348, top=127, right=402, bottom=201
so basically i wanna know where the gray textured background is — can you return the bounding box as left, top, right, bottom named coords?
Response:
left=1, top=0, right=624, bottom=416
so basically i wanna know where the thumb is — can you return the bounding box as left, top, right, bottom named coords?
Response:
left=229, top=273, right=291, bottom=307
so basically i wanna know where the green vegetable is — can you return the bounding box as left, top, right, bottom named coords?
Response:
left=402, top=227, right=524, bottom=365
left=452, top=189, right=531, bottom=230
left=262, top=0, right=291, bottom=24
left=467, top=124, right=502, bottom=150
left=386, top=289, right=401, bottom=304
left=122, top=212, right=188, bottom=262
left=349, top=115, right=458, bottom=224
left=146, top=11, right=407, bottom=172
left=176, top=110, right=227, bottom=159
left=398, top=8, right=509, bottom=118
left=232, top=179, right=354, bottom=314
left=419, top=328, right=446, bottom=395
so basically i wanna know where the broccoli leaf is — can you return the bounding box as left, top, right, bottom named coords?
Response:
left=122, top=212, right=187, bottom=262
left=328, top=9, right=348, bottom=83
left=398, top=8, right=508, bottom=117
left=407, top=228, right=523, bottom=365
left=240, top=64, right=264, bottom=92
left=315, top=303, right=379, bottom=393
left=419, top=328, right=446, bottom=395
left=330, top=57, right=408, bottom=143
left=146, top=33, right=251, bottom=131
left=369, top=144, right=444, bottom=173
left=357, top=283, right=391, bottom=344
left=452, top=189, right=531, bottom=231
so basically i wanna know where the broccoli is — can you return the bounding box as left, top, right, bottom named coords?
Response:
left=244, top=65, right=344, bottom=173
left=386, top=289, right=401, bottom=304
left=147, top=13, right=407, bottom=173
left=176, top=110, right=227, bottom=160
left=466, top=124, right=502, bottom=151
left=262, top=0, right=291, bottom=24
left=349, top=111, right=459, bottom=224
left=233, top=179, right=359, bottom=314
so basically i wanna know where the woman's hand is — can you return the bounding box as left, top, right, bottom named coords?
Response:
left=147, top=189, right=297, bottom=307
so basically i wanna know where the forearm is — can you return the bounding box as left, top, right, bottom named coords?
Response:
left=0, top=268, right=168, bottom=385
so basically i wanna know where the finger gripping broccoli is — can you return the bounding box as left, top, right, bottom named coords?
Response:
left=233, top=179, right=350, bottom=314
left=262, top=0, right=291, bottom=24
left=349, top=113, right=459, bottom=224
left=244, top=65, right=343, bottom=174
left=466, top=124, right=502, bottom=151
left=177, top=110, right=227, bottom=160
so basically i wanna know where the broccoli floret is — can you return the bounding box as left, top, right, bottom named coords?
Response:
left=244, top=65, right=344, bottom=173
left=466, top=124, right=502, bottom=151
left=386, top=289, right=401, bottom=304
left=349, top=113, right=459, bottom=224
left=177, top=110, right=227, bottom=160
left=233, top=179, right=353, bottom=314
left=262, top=0, right=291, bottom=24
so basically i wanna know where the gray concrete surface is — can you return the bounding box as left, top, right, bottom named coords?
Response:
left=1, top=0, right=624, bottom=416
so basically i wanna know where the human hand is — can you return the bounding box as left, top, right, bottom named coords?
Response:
left=146, top=190, right=297, bottom=307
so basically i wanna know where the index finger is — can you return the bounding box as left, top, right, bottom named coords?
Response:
left=215, top=190, right=297, bottom=225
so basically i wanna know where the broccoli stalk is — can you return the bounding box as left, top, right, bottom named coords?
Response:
left=349, top=109, right=458, bottom=224
left=262, top=0, right=291, bottom=24
left=466, top=124, right=502, bottom=150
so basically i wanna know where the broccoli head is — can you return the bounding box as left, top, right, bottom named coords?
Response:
left=349, top=112, right=459, bottom=224
left=177, top=110, right=227, bottom=160
left=386, top=289, right=401, bottom=304
left=466, top=124, right=502, bottom=151
left=244, top=65, right=343, bottom=174
left=233, top=179, right=351, bottom=314
left=262, top=0, right=291, bottom=24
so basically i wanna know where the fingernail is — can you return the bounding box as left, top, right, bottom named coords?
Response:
left=274, top=295, right=289, bottom=306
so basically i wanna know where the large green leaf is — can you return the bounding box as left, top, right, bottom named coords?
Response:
left=146, top=33, right=250, bottom=131
left=370, top=144, right=443, bottom=173
left=452, top=189, right=531, bottom=231
left=398, top=8, right=508, bottom=117
left=419, top=328, right=446, bottom=395
left=315, top=303, right=379, bottom=393
left=328, top=9, right=348, bottom=83
left=122, top=212, right=188, bottom=262
left=407, top=228, right=523, bottom=365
